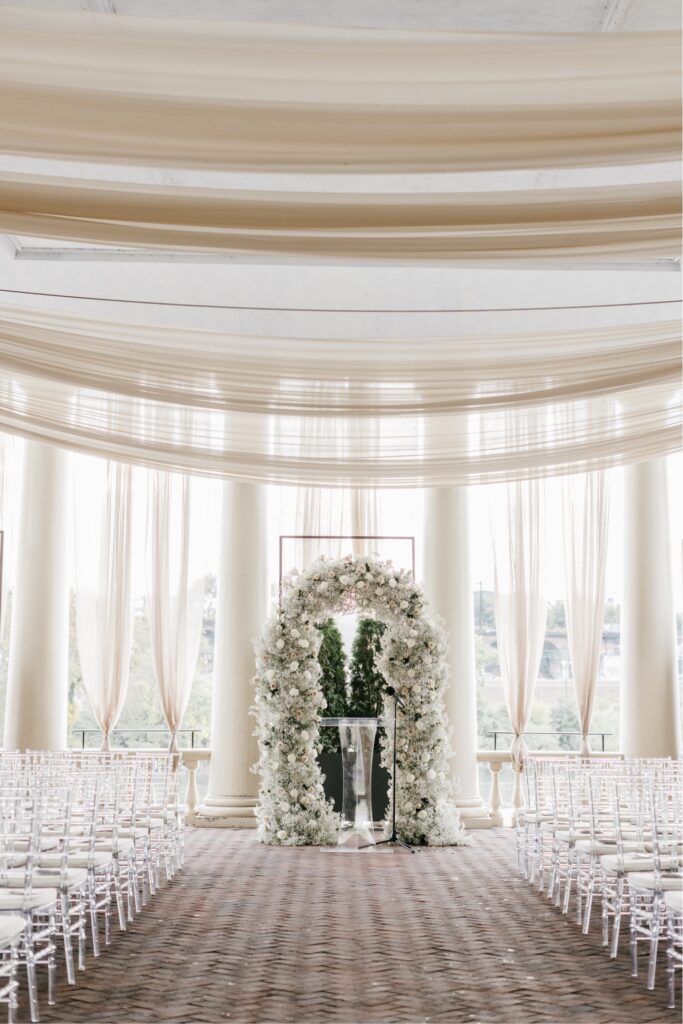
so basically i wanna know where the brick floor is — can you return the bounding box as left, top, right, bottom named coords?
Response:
left=25, top=828, right=678, bottom=1024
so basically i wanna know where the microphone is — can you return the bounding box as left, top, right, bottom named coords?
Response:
left=385, top=686, right=406, bottom=710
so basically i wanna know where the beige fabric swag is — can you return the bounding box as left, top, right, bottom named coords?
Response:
left=0, top=173, right=679, bottom=261
left=0, top=8, right=680, bottom=172
left=0, top=304, right=679, bottom=486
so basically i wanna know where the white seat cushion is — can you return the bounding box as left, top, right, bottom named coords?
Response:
left=601, top=853, right=678, bottom=875
left=0, top=868, right=87, bottom=890
left=665, top=891, right=683, bottom=913
left=39, top=851, right=113, bottom=870
left=576, top=839, right=641, bottom=856
left=0, top=889, right=59, bottom=911
left=628, top=872, right=683, bottom=893
left=0, top=915, right=26, bottom=948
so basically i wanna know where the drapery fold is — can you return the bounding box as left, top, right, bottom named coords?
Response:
left=493, top=480, right=548, bottom=771
left=0, top=304, right=679, bottom=486
left=562, top=471, right=610, bottom=755
left=0, top=173, right=679, bottom=261
left=0, top=8, right=679, bottom=171
left=74, top=459, right=133, bottom=750
left=147, top=470, right=204, bottom=752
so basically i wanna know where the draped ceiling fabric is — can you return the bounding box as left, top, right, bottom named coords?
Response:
left=0, top=9, right=680, bottom=172
left=0, top=173, right=680, bottom=261
left=0, top=304, right=679, bottom=486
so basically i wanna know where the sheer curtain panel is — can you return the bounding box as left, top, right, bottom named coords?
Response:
left=147, top=470, right=205, bottom=752
left=562, top=471, right=610, bottom=755
left=74, top=459, right=133, bottom=750
left=493, top=479, right=548, bottom=770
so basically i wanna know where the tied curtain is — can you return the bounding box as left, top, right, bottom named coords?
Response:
left=0, top=174, right=679, bottom=261
left=562, top=471, right=610, bottom=755
left=74, top=459, right=133, bottom=750
left=147, top=471, right=205, bottom=753
left=0, top=304, right=679, bottom=486
left=0, top=9, right=679, bottom=171
left=493, top=479, right=548, bottom=771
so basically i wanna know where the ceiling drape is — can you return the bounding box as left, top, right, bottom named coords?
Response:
left=0, top=173, right=679, bottom=261
left=0, top=8, right=679, bottom=171
left=0, top=304, right=678, bottom=486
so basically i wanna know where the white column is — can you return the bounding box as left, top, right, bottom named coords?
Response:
left=621, top=459, right=680, bottom=758
left=3, top=441, right=70, bottom=751
left=195, top=481, right=267, bottom=827
left=423, top=486, right=492, bottom=827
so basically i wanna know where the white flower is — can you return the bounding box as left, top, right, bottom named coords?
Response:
left=400, top=600, right=409, bottom=609
left=298, top=639, right=309, bottom=648
left=406, top=638, right=416, bottom=648
left=280, top=801, right=289, bottom=812
left=388, top=578, right=397, bottom=588
left=289, top=661, right=299, bottom=672
left=301, top=730, right=309, bottom=741
left=277, top=829, right=287, bottom=840
left=290, top=789, right=299, bottom=800
left=291, top=628, right=300, bottom=639
left=339, top=574, right=352, bottom=586
left=276, top=639, right=285, bottom=650
left=303, top=671, right=312, bottom=681
left=287, top=753, right=296, bottom=764
left=266, top=669, right=275, bottom=681
left=417, top=809, right=427, bottom=819
left=319, top=581, right=329, bottom=591
left=289, top=687, right=299, bottom=697
left=427, top=769, right=436, bottom=780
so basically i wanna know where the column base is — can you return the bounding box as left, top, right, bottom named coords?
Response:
left=456, top=797, right=495, bottom=830
left=191, top=795, right=258, bottom=829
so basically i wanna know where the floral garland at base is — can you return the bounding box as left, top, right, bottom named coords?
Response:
left=252, top=554, right=471, bottom=847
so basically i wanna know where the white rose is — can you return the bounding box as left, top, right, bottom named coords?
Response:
left=291, top=628, right=300, bottom=639
left=407, top=669, right=416, bottom=678
left=301, top=730, right=310, bottom=741
left=277, top=830, right=287, bottom=840
left=298, top=639, right=309, bottom=648
left=289, top=686, right=299, bottom=697
left=400, top=601, right=409, bottom=610
left=427, top=769, right=436, bottom=780
left=388, top=578, right=397, bottom=588
left=287, top=753, right=296, bottom=764
left=417, top=809, right=427, bottom=819
left=265, top=669, right=275, bottom=681
left=290, top=789, right=299, bottom=800
left=319, top=581, right=329, bottom=591
left=405, top=773, right=415, bottom=783
left=303, top=671, right=312, bottom=681
left=339, top=574, right=352, bottom=586
left=280, top=801, right=289, bottom=812
left=289, top=661, right=299, bottom=671
left=406, top=639, right=416, bottom=648
left=276, top=639, right=285, bottom=650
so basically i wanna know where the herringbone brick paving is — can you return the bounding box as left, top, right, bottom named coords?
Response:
left=25, top=828, right=678, bottom=1024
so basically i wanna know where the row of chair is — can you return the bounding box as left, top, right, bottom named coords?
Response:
left=517, top=756, right=683, bottom=1009
left=0, top=750, right=184, bottom=1023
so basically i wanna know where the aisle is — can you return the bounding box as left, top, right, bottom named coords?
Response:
left=37, top=829, right=674, bottom=1024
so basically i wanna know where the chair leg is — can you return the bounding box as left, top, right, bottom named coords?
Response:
left=630, top=914, right=639, bottom=978
left=667, top=934, right=676, bottom=1010
left=582, top=864, right=596, bottom=934
left=60, top=892, right=76, bottom=986
left=23, top=921, right=40, bottom=1024
left=610, top=877, right=624, bottom=959
left=647, top=899, right=661, bottom=991
left=47, top=911, right=57, bottom=1007
left=88, top=875, right=100, bottom=957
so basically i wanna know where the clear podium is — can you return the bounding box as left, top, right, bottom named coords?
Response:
left=320, top=717, right=383, bottom=847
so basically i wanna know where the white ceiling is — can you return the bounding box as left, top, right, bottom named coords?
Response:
left=0, top=0, right=680, bottom=31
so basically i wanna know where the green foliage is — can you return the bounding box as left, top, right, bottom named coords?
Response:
left=349, top=618, right=386, bottom=718
left=549, top=698, right=581, bottom=750
left=317, top=618, right=347, bottom=753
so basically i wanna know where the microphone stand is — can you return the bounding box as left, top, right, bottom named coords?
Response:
left=364, top=689, right=415, bottom=853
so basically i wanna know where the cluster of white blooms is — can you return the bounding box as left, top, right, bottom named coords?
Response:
left=252, top=554, right=470, bottom=847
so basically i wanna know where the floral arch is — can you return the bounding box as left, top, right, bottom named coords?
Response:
left=252, top=554, right=470, bottom=847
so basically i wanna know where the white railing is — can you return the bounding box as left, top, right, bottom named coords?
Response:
left=180, top=748, right=624, bottom=827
